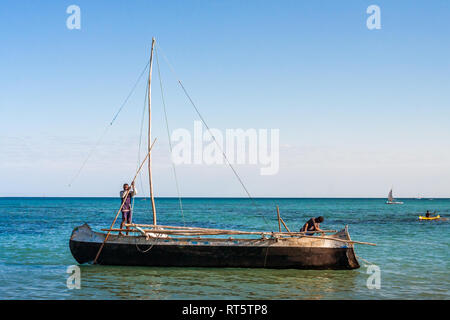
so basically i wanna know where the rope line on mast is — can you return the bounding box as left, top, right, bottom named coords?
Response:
left=68, top=60, right=150, bottom=187
left=133, top=75, right=150, bottom=213
left=137, top=76, right=149, bottom=198
left=155, top=46, right=186, bottom=226
left=110, top=60, right=151, bottom=126
left=154, top=42, right=268, bottom=225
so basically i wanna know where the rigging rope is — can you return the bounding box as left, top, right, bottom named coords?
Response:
left=356, top=254, right=377, bottom=267
left=135, top=235, right=159, bottom=253
left=137, top=77, right=149, bottom=198
left=68, top=60, right=150, bottom=187
left=155, top=42, right=269, bottom=225
left=132, top=75, right=150, bottom=217
left=155, top=46, right=186, bottom=226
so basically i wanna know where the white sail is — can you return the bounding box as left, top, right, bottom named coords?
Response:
left=388, top=189, right=393, bottom=202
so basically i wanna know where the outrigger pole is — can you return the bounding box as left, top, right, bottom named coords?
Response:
left=148, top=37, right=157, bottom=226
left=93, top=138, right=157, bottom=264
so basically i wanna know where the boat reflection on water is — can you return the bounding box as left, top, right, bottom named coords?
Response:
left=72, top=265, right=362, bottom=300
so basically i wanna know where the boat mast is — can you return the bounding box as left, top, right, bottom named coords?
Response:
left=148, top=37, right=157, bottom=225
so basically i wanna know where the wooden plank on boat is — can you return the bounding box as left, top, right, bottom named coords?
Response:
left=279, top=217, right=291, bottom=232
left=101, top=228, right=376, bottom=246
left=276, top=206, right=281, bottom=232
left=125, top=223, right=337, bottom=234
left=114, top=228, right=339, bottom=237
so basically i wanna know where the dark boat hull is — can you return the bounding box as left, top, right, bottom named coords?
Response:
left=69, top=224, right=359, bottom=270
left=70, top=239, right=359, bottom=269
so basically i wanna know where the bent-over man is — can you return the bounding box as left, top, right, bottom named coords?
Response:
left=300, top=216, right=324, bottom=235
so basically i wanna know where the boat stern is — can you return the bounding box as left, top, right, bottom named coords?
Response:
left=337, top=225, right=360, bottom=269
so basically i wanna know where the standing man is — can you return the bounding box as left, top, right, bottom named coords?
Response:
left=300, top=216, right=324, bottom=235
left=120, top=181, right=137, bottom=235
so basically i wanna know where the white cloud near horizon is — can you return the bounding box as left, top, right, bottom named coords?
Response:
left=1, top=134, right=449, bottom=198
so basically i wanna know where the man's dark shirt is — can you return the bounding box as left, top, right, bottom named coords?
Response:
left=300, top=218, right=319, bottom=232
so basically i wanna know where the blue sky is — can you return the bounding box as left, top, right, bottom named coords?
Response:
left=1, top=1, right=449, bottom=197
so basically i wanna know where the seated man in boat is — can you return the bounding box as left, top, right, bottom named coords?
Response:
left=119, top=182, right=137, bottom=235
left=425, top=210, right=437, bottom=218
left=300, top=216, right=324, bottom=235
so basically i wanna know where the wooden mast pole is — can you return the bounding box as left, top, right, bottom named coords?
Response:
left=148, top=37, right=157, bottom=225
left=276, top=206, right=281, bottom=232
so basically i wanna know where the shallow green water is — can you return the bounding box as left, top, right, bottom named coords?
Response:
left=0, top=197, right=448, bottom=299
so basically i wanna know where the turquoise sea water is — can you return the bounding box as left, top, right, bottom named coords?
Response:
left=0, top=197, right=448, bottom=299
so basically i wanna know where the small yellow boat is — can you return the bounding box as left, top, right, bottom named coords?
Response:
left=418, top=215, right=440, bottom=221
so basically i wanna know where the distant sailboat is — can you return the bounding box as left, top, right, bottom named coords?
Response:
left=386, top=188, right=403, bottom=204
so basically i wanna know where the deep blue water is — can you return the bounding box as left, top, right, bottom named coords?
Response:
left=0, top=197, right=448, bottom=299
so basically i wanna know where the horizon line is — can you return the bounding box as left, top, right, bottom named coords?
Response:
left=0, top=196, right=447, bottom=199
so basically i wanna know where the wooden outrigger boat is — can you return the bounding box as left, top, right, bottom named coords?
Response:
left=69, top=38, right=375, bottom=270
left=70, top=223, right=363, bottom=269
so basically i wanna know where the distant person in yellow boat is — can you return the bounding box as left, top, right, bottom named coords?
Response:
left=425, top=210, right=437, bottom=218
left=119, top=181, right=137, bottom=235
left=300, top=216, right=324, bottom=235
